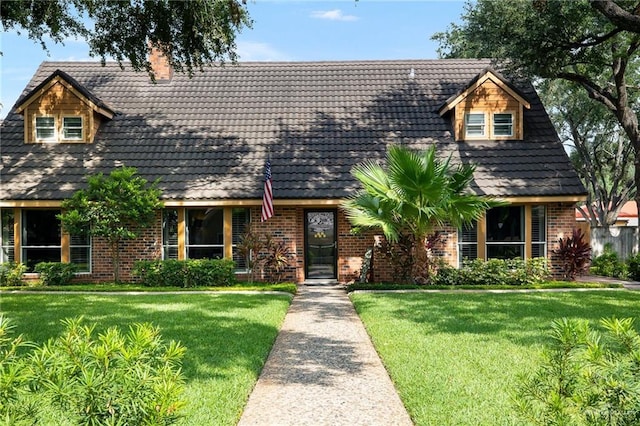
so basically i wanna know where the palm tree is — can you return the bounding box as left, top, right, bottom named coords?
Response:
left=342, top=145, right=501, bottom=283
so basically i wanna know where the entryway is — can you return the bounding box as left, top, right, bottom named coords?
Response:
left=304, top=210, right=337, bottom=280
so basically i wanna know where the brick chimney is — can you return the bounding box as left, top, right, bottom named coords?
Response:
left=148, top=46, right=173, bottom=82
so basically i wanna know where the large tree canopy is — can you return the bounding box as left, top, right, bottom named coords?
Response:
left=1, top=0, right=251, bottom=77
left=434, top=0, right=639, bottom=228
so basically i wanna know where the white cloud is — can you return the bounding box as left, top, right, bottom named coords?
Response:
left=311, top=9, right=359, bottom=22
left=236, top=41, right=291, bottom=61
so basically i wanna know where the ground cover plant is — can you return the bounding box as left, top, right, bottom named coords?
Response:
left=350, top=290, right=640, bottom=426
left=1, top=293, right=291, bottom=425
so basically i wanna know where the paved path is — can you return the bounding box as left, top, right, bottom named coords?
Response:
left=238, top=284, right=413, bottom=426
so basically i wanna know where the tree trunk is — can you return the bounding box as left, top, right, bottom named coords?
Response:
left=110, top=239, right=121, bottom=283
left=412, top=234, right=429, bottom=284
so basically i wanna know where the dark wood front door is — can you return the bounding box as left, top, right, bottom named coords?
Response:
left=305, top=210, right=337, bottom=279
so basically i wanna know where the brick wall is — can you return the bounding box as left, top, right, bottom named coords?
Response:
left=547, top=202, right=579, bottom=278
left=86, top=211, right=162, bottom=282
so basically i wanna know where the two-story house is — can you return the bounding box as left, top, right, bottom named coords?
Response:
left=0, top=56, right=586, bottom=283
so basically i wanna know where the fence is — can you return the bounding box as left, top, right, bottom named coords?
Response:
left=590, top=226, right=639, bottom=260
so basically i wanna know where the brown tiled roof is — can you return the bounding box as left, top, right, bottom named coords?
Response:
left=0, top=59, right=585, bottom=201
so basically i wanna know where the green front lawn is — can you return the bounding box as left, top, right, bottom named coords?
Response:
left=1, top=293, right=292, bottom=425
left=351, top=290, right=640, bottom=426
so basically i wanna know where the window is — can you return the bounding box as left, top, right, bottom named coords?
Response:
left=493, top=113, right=513, bottom=137
left=162, top=209, right=179, bottom=259
left=22, top=210, right=61, bottom=271
left=1, top=209, right=15, bottom=263
left=34, top=115, right=84, bottom=142
left=458, top=221, right=478, bottom=267
left=465, top=113, right=486, bottom=137
left=232, top=208, right=251, bottom=270
left=35, top=116, right=56, bottom=141
left=63, top=117, right=83, bottom=140
left=531, top=205, right=547, bottom=258
left=70, top=233, right=91, bottom=273
left=186, top=208, right=224, bottom=259
left=486, top=206, right=524, bottom=259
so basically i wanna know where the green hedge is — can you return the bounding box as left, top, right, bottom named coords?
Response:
left=132, top=259, right=236, bottom=287
left=432, top=257, right=549, bottom=286
left=34, top=262, right=78, bottom=286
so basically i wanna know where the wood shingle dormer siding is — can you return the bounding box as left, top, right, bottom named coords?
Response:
left=14, top=70, right=114, bottom=144
left=438, top=68, right=531, bottom=141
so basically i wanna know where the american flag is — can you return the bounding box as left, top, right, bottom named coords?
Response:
left=261, top=159, right=273, bottom=222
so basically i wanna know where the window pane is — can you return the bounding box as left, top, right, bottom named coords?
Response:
left=70, top=247, right=90, bottom=272
left=232, top=208, right=250, bottom=270
left=532, top=205, right=546, bottom=243
left=36, top=117, right=56, bottom=140
left=188, top=209, right=223, bottom=245
left=188, top=246, right=224, bottom=260
left=532, top=243, right=546, bottom=258
left=63, top=117, right=82, bottom=139
left=23, top=210, right=60, bottom=246
left=162, top=209, right=179, bottom=260
left=486, top=206, right=524, bottom=242
left=23, top=248, right=61, bottom=271
left=1, top=209, right=15, bottom=263
left=460, top=221, right=477, bottom=242
left=465, top=113, right=485, bottom=137
left=493, top=113, right=513, bottom=136
left=63, top=117, right=82, bottom=127
left=487, top=244, right=524, bottom=259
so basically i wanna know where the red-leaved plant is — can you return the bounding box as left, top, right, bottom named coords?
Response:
left=553, top=228, right=592, bottom=280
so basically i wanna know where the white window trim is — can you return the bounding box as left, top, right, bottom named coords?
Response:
left=34, top=114, right=85, bottom=143
left=62, top=116, right=84, bottom=141
left=464, top=112, right=487, bottom=139
left=35, top=115, right=57, bottom=142
left=492, top=112, right=515, bottom=138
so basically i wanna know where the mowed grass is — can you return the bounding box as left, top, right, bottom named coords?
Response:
left=0, top=293, right=292, bottom=425
left=351, top=290, right=640, bottom=426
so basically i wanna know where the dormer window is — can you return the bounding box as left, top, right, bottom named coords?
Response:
left=465, top=113, right=486, bottom=138
left=16, top=69, right=114, bottom=144
left=63, top=116, right=83, bottom=140
left=493, top=113, right=513, bottom=137
left=35, top=116, right=56, bottom=141
left=34, top=114, right=84, bottom=142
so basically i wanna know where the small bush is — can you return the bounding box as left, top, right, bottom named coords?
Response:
left=627, top=252, right=640, bottom=281
left=590, top=249, right=628, bottom=279
left=34, top=262, right=78, bottom=286
left=515, top=317, right=640, bottom=425
left=0, top=316, right=186, bottom=425
left=0, top=262, right=26, bottom=286
left=133, top=258, right=236, bottom=287
left=431, top=257, right=549, bottom=286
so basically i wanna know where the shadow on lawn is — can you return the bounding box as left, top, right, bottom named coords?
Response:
left=2, top=293, right=291, bottom=382
left=354, top=290, right=640, bottom=347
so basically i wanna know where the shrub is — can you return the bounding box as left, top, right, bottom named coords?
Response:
left=627, top=252, right=640, bottom=281
left=590, top=244, right=628, bottom=279
left=552, top=228, right=592, bottom=280
left=431, top=257, right=549, bottom=286
left=34, top=262, right=78, bottom=286
left=515, top=317, right=640, bottom=425
left=133, top=258, right=236, bottom=287
left=0, top=316, right=186, bottom=425
left=0, top=262, right=26, bottom=286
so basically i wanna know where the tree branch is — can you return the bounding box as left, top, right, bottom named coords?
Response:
left=590, top=0, right=640, bottom=34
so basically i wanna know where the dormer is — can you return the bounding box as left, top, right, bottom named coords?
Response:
left=438, top=68, right=530, bottom=142
left=15, top=70, right=114, bottom=144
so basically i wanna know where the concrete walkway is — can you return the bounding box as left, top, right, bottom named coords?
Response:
left=237, top=284, right=413, bottom=426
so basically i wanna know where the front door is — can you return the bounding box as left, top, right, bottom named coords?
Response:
left=305, top=210, right=337, bottom=279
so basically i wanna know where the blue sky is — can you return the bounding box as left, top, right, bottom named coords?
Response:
left=0, top=1, right=466, bottom=118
